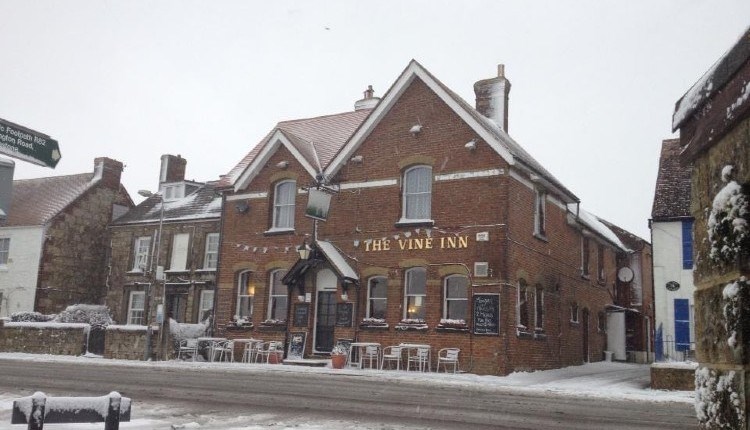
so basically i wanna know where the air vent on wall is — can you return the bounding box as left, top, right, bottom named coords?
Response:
left=474, top=262, right=489, bottom=277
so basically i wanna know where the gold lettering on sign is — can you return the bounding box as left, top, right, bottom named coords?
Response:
left=367, top=236, right=469, bottom=252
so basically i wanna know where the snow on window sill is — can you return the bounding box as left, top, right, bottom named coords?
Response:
left=195, top=268, right=217, bottom=272
left=165, top=269, right=189, bottom=273
left=126, top=270, right=146, bottom=275
left=533, top=232, right=548, bottom=242
left=395, top=218, right=435, bottom=228
left=264, top=227, right=295, bottom=236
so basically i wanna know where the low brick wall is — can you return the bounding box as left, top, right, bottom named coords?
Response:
left=0, top=322, right=88, bottom=355
left=105, top=325, right=159, bottom=360
left=651, top=362, right=698, bottom=390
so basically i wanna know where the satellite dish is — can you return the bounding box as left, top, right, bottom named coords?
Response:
left=617, top=267, right=634, bottom=283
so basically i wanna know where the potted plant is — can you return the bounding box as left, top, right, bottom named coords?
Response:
left=330, top=344, right=348, bottom=369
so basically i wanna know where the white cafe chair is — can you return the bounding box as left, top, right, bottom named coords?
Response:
left=407, top=347, right=431, bottom=372
left=213, top=340, right=235, bottom=362
left=177, top=339, right=199, bottom=361
left=380, top=346, right=402, bottom=370
left=438, top=348, right=460, bottom=373
left=361, top=345, right=380, bottom=369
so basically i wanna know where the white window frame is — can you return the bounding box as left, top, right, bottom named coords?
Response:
left=0, top=237, right=9, bottom=266
left=401, top=166, right=432, bottom=222
left=168, top=233, right=190, bottom=272
left=516, top=282, right=531, bottom=328
left=367, top=276, right=388, bottom=319
left=132, top=236, right=151, bottom=272
left=272, top=180, right=296, bottom=230
left=534, top=287, right=544, bottom=330
left=127, top=291, right=146, bottom=325
left=443, top=275, right=468, bottom=321
left=403, top=267, right=427, bottom=320
left=534, top=188, right=547, bottom=238
left=203, top=233, right=220, bottom=270
left=236, top=271, right=254, bottom=319
left=267, top=269, right=288, bottom=321
left=199, top=290, right=215, bottom=322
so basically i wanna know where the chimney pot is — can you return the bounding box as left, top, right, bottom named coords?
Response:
left=354, top=85, right=380, bottom=111
left=497, top=64, right=505, bottom=78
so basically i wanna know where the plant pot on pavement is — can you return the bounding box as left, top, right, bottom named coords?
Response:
left=331, top=353, right=347, bottom=369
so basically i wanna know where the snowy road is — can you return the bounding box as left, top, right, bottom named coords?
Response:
left=0, top=355, right=696, bottom=429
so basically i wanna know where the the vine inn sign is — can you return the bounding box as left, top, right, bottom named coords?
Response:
left=0, top=117, right=61, bottom=168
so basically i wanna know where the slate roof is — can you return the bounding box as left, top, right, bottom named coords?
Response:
left=113, top=181, right=222, bottom=225
left=6, top=173, right=99, bottom=226
left=598, top=218, right=649, bottom=251
left=220, top=110, right=372, bottom=188
left=651, top=139, right=692, bottom=220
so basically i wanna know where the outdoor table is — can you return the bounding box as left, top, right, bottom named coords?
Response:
left=235, top=338, right=263, bottom=362
left=399, top=343, right=432, bottom=371
left=347, top=342, right=381, bottom=369
left=197, top=337, right=227, bottom=362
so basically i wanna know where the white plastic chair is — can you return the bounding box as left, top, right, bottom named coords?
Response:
left=213, top=340, right=235, bottom=362
left=438, top=348, right=460, bottom=373
left=177, top=339, right=199, bottom=361
left=407, top=347, right=431, bottom=372
left=361, top=345, right=380, bottom=369
left=242, top=340, right=262, bottom=363
left=380, top=346, right=402, bottom=370
left=257, top=341, right=283, bottom=363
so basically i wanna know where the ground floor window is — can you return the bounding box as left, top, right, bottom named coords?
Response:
left=404, top=267, right=426, bottom=320
left=237, top=271, right=254, bottom=319
left=534, top=287, right=544, bottom=329
left=367, top=276, right=387, bottom=319
left=268, top=269, right=288, bottom=321
left=570, top=302, right=579, bottom=323
left=127, top=291, right=146, bottom=325
left=443, top=275, right=468, bottom=321
left=517, top=281, right=532, bottom=328
left=199, top=290, right=214, bottom=322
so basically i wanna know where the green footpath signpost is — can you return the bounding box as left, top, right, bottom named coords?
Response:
left=0, top=117, right=61, bottom=168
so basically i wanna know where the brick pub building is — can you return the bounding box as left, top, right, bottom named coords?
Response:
left=215, top=61, right=633, bottom=375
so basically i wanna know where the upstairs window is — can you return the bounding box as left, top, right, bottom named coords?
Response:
left=404, top=267, right=427, bottom=320
left=132, top=236, right=151, bottom=271
left=169, top=233, right=190, bottom=271
left=367, top=276, right=388, bottom=319
left=682, top=219, right=694, bottom=269
left=534, top=189, right=547, bottom=238
left=402, top=166, right=432, bottom=222
left=443, top=275, right=468, bottom=321
left=581, top=237, right=590, bottom=277
left=236, top=271, right=255, bottom=319
left=268, top=269, right=288, bottom=321
left=570, top=302, right=579, bottom=323
left=0, top=238, right=9, bottom=266
left=597, top=245, right=605, bottom=283
left=272, top=180, right=296, bottom=230
left=203, top=233, right=220, bottom=269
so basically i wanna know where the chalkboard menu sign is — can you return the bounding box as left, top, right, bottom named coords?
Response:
left=287, top=331, right=307, bottom=359
left=335, top=303, right=353, bottom=327
left=473, top=294, right=500, bottom=335
left=293, top=304, right=309, bottom=327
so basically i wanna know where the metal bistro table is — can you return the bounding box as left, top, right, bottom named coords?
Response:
left=347, top=342, right=381, bottom=369
left=197, top=337, right=227, bottom=362
left=399, top=343, right=432, bottom=372
left=235, top=338, right=263, bottom=363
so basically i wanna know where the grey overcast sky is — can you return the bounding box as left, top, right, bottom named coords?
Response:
left=1, top=1, right=749, bottom=239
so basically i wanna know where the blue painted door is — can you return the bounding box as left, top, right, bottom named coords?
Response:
left=674, top=299, right=690, bottom=352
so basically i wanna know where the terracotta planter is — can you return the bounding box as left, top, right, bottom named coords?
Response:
left=331, top=353, right=347, bottom=369
left=268, top=351, right=283, bottom=364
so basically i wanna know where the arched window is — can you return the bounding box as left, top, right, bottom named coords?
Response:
left=267, top=269, right=288, bottom=321
left=236, top=271, right=255, bottom=319
left=443, top=275, right=468, bottom=321
left=404, top=267, right=427, bottom=320
left=517, top=279, right=531, bottom=328
left=367, top=276, right=388, bottom=319
left=402, top=166, right=432, bottom=221
left=272, top=180, right=296, bottom=229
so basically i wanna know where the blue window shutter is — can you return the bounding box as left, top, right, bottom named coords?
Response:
left=674, top=299, right=690, bottom=352
left=682, top=220, right=693, bottom=270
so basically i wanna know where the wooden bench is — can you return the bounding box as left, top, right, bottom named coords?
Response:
left=11, top=391, right=131, bottom=430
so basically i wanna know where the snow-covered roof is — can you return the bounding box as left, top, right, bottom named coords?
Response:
left=5, top=173, right=100, bottom=226
left=568, top=205, right=629, bottom=252
left=315, top=240, right=358, bottom=282
left=673, top=25, right=750, bottom=130
left=113, top=181, right=221, bottom=225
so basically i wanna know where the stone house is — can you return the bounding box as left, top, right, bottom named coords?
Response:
left=672, top=27, right=750, bottom=428
left=106, top=155, right=221, bottom=327
left=650, top=138, right=695, bottom=362
left=0, top=157, right=132, bottom=316
left=215, top=61, right=636, bottom=375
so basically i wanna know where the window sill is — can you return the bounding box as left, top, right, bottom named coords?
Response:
left=570, top=320, right=580, bottom=327
left=516, top=328, right=535, bottom=339
left=258, top=323, right=287, bottom=332
left=395, top=323, right=429, bottom=331
left=195, top=268, right=217, bottom=273
left=360, top=324, right=389, bottom=331
left=395, top=219, right=435, bottom=228
left=533, top=232, right=548, bottom=242
left=165, top=269, right=189, bottom=274
left=580, top=273, right=590, bottom=280
left=225, top=324, right=254, bottom=332
left=436, top=326, right=470, bottom=333
left=126, top=270, right=146, bottom=275
left=264, top=228, right=295, bottom=236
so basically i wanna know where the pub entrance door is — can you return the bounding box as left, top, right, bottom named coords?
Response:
left=314, top=269, right=337, bottom=353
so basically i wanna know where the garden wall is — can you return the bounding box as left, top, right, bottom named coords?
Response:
left=0, top=321, right=88, bottom=355
left=104, top=325, right=159, bottom=361
left=650, top=362, right=698, bottom=391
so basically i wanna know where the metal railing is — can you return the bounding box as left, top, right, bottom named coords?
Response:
left=656, top=337, right=696, bottom=362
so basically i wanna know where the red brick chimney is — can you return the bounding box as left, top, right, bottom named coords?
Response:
left=93, top=157, right=123, bottom=189
left=474, top=64, right=511, bottom=132
left=159, top=154, right=187, bottom=186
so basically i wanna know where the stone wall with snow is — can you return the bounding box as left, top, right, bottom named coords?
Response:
left=0, top=322, right=87, bottom=355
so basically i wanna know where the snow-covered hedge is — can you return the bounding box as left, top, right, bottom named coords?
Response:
left=54, top=304, right=113, bottom=328
left=707, top=166, right=749, bottom=266
left=695, top=367, right=744, bottom=429
left=10, top=312, right=55, bottom=323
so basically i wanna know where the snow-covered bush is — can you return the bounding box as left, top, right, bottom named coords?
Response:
left=331, top=344, right=348, bottom=355
left=722, top=278, right=748, bottom=349
left=695, top=367, right=744, bottom=429
left=10, top=312, right=54, bottom=323
left=169, top=318, right=208, bottom=342
left=54, top=304, right=113, bottom=328
left=707, top=166, right=749, bottom=266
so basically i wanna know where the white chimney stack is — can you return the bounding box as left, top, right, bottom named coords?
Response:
left=474, top=64, right=511, bottom=132
left=354, top=85, right=380, bottom=111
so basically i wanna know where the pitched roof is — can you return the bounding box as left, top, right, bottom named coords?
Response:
left=222, top=110, right=372, bottom=190
left=651, top=139, right=692, bottom=220
left=673, top=26, right=750, bottom=130
left=568, top=205, right=629, bottom=252
left=598, top=218, right=649, bottom=251
left=113, top=181, right=222, bottom=225
left=6, top=173, right=99, bottom=226
left=325, top=60, right=579, bottom=203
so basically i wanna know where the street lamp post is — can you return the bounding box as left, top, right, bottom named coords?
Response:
left=138, top=189, right=166, bottom=360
